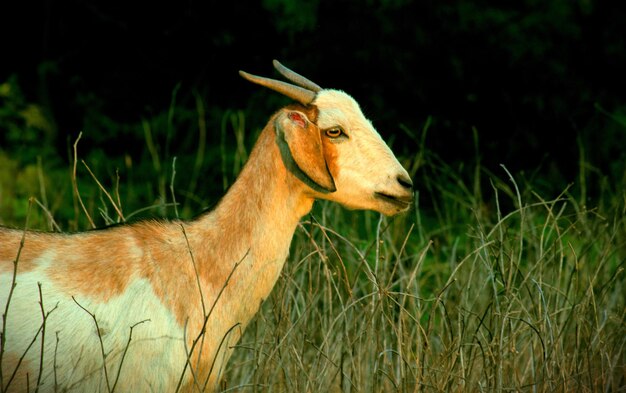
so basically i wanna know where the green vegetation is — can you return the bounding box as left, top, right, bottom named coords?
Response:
left=1, top=75, right=624, bottom=391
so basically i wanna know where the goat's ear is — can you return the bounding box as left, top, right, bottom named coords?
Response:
left=275, top=110, right=336, bottom=193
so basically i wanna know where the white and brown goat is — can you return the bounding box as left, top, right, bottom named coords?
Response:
left=0, top=60, right=413, bottom=392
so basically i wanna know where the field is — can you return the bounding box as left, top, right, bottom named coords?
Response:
left=1, top=89, right=625, bottom=392
left=222, top=139, right=626, bottom=391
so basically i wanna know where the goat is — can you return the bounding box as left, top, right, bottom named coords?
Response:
left=0, top=60, right=413, bottom=392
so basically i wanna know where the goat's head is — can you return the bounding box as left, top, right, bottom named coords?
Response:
left=240, top=60, right=413, bottom=216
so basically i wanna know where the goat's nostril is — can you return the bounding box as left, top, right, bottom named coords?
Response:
left=397, top=175, right=413, bottom=190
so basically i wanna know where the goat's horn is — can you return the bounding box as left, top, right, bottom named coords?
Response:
left=239, top=70, right=317, bottom=105
left=272, top=60, right=322, bottom=92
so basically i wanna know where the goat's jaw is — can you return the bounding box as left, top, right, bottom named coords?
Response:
left=373, top=191, right=414, bottom=215
left=322, top=162, right=414, bottom=216
left=319, top=178, right=413, bottom=216
left=331, top=193, right=412, bottom=216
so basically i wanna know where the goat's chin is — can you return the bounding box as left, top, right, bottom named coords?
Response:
left=377, top=204, right=411, bottom=217
left=369, top=193, right=413, bottom=216
left=334, top=199, right=411, bottom=217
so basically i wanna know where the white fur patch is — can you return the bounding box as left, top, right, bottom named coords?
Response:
left=1, top=272, right=187, bottom=392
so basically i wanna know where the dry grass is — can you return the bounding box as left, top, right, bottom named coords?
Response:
left=221, top=163, right=625, bottom=392
left=1, top=117, right=625, bottom=392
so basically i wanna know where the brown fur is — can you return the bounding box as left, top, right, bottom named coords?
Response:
left=279, top=113, right=334, bottom=191
left=0, top=231, right=51, bottom=274
left=45, top=229, right=138, bottom=301
left=322, top=137, right=340, bottom=178
left=1, top=352, right=34, bottom=393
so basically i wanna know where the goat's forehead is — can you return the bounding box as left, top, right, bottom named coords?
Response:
left=313, top=90, right=371, bottom=130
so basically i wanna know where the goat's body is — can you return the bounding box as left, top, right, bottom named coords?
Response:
left=0, top=122, right=312, bottom=392
left=1, top=61, right=414, bottom=392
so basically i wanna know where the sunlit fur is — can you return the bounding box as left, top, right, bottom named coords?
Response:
left=0, top=90, right=411, bottom=392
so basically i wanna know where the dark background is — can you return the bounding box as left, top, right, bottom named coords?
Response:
left=2, top=0, right=625, bottom=201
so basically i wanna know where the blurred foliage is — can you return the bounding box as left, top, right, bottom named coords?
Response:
left=0, top=74, right=257, bottom=229
left=0, top=76, right=57, bottom=163
left=262, top=0, right=319, bottom=35
left=0, top=0, right=625, bottom=229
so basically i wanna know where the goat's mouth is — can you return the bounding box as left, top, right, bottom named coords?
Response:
left=374, top=192, right=413, bottom=210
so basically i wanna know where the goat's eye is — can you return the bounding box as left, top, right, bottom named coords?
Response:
left=325, top=128, right=344, bottom=138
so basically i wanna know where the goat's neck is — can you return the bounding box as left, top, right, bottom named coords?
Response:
left=189, top=125, right=313, bottom=321
left=216, top=126, right=313, bottom=237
